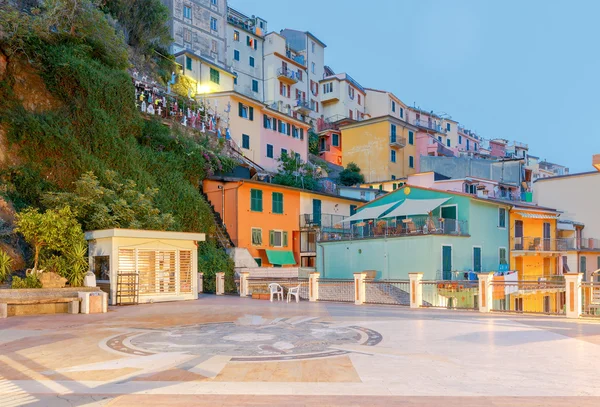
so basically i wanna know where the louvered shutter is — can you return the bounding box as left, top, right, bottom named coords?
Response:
left=269, top=230, right=275, bottom=246
left=238, top=102, right=243, bottom=117
left=249, top=106, right=254, bottom=121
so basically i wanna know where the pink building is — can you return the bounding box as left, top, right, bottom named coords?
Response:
left=489, top=139, right=508, bottom=158
left=415, top=132, right=454, bottom=172
left=261, top=107, right=311, bottom=171
left=407, top=172, right=521, bottom=201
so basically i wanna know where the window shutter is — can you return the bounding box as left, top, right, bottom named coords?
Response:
left=300, top=128, right=304, bottom=140
left=283, top=231, right=288, bottom=247
left=292, top=125, right=296, bottom=137
left=263, top=114, right=268, bottom=128
left=280, top=82, right=283, bottom=95
left=247, top=35, right=250, bottom=45
left=286, top=123, right=291, bottom=136
left=287, top=85, right=290, bottom=97
left=273, top=118, right=278, bottom=131
left=254, top=40, right=257, bottom=50
left=249, top=106, right=254, bottom=121
left=238, top=102, right=243, bottom=117
left=278, top=120, right=282, bottom=133
left=269, top=230, right=274, bottom=247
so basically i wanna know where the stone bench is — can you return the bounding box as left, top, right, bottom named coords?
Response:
left=0, top=287, right=105, bottom=318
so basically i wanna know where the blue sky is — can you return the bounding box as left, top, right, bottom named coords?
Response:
left=229, top=0, right=599, bottom=173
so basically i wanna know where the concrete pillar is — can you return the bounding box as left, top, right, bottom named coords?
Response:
left=216, top=272, right=225, bottom=295
left=565, top=272, right=582, bottom=319
left=78, top=292, right=90, bottom=314
left=477, top=272, right=494, bottom=313
left=0, top=303, right=7, bottom=318
left=309, top=272, right=319, bottom=302
left=408, top=273, right=423, bottom=308
left=198, top=272, right=204, bottom=293
left=68, top=300, right=80, bottom=314
left=101, top=292, right=108, bottom=313
left=239, top=272, right=250, bottom=297
left=354, top=272, right=367, bottom=305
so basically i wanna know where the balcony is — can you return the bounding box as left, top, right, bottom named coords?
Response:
left=414, top=119, right=446, bottom=134
left=294, top=98, right=313, bottom=114
left=277, top=67, right=299, bottom=84
left=389, top=135, right=406, bottom=149
left=511, top=237, right=567, bottom=253
left=318, top=216, right=469, bottom=242
left=300, top=213, right=347, bottom=230
left=563, top=237, right=600, bottom=251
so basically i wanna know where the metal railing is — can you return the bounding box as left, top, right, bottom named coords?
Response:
left=318, top=216, right=469, bottom=242
left=581, top=282, right=600, bottom=317
left=489, top=279, right=566, bottom=315
left=277, top=67, right=299, bottom=82
left=511, top=237, right=567, bottom=252
left=299, top=213, right=348, bottom=230
left=365, top=280, right=410, bottom=306
left=295, top=98, right=312, bottom=110
left=317, top=278, right=355, bottom=302
left=246, top=277, right=309, bottom=300
left=421, top=280, right=479, bottom=309
left=389, top=135, right=407, bottom=147
left=414, top=119, right=447, bottom=133
left=427, top=137, right=454, bottom=157
left=563, top=237, right=600, bottom=251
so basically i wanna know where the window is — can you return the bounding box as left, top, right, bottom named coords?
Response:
left=438, top=136, right=442, bottom=142
left=281, top=148, right=288, bottom=157
left=93, top=256, right=110, bottom=281
left=408, top=131, right=414, bottom=145
left=238, top=103, right=253, bottom=120
left=249, top=56, right=255, bottom=67
left=269, top=230, right=288, bottom=247
left=348, top=86, right=355, bottom=99
left=390, top=150, right=396, bottom=163
left=311, top=62, right=315, bottom=74
left=311, top=41, right=315, bottom=53
left=233, top=30, right=239, bottom=42
left=233, top=50, right=240, bottom=61
left=210, top=68, right=220, bottom=84
left=459, top=135, right=462, bottom=144
left=474, top=143, right=478, bottom=150
left=390, top=124, right=397, bottom=143
left=279, top=121, right=288, bottom=134
left=392, top=183, right=397, bottom=190
left=391, top=100, right=396, bottom=112
left=211, top=0, right=217, bottom=5
left=446, top=123, right=451, bottom=131
left=266, top=144, right=273, bottom=158
left=297, top=70, right=303, bottom=81
left=250, top=189, right=262, bottom=212
left=242, top=134, right=250, bottom=149
left=252, top=79, right=259, bottom=92
left=251, top=228, right=262, bottom=246
left=184, top=29, right=192, bottom=43
left=332, top=133, right=339, bottom=146
left=185, top=56, right=192, bottom=70
left=323, top=82, right=333, bottom=93
left=499, top=248, right=507, bottom=265
left=210, top=17, right=217, bottom=31
left=279, top=82, right=290, bottom=97
left=391, top=175, right=396, bottom=180
left=446, top=139, right=451, bottom=147
left=349, top=109, right=353, bottom=120
left=272, top=192, right=284, bottom=214
left=581, top=256, right=587, bottom=280
left=358, top=94, right=361, bottom=105
left=409, top=156, right=414, bottom=168
left=466, top=139, right=470, bottom=150
left=183, top=5, right=192, bottom=19
left=233, top=73, right=237, bottom=85
left=498, top=208, right=506, bottom=228
left=400, top=107, right=404, bottom=118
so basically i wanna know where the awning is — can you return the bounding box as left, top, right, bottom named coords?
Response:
left=382, top=198, right=451, bottom=218
left=515, top=212, right=559, bottom=219
left=338, top=202, right=398, bottom=224
left=265, top=250, right=296, bottom=266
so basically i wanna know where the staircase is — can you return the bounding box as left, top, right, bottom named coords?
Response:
left=199, top=187, right=235, bottom=250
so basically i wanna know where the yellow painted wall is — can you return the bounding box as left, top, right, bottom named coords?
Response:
left=509, top=211, right=557, bottom=279
left=341, top=118, right=416, bottom=183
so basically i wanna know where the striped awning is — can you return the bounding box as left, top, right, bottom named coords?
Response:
left=515, top=212, right=559, bottom=219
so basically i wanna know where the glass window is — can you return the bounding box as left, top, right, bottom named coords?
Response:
left=390, top=150, right=396, bottom=163
left=93, top=256, right=110, bottom=281
left=233, top=30, right=239, bottom=42
left=391, top=100, right=396, bottom=112
left=272, top=192, right=284, bottom=214
left=311, top=62, right=315, bottom=73
left=281, top=148, right=287, bottom=157
left=210, top=68, right=220, bottom=84
left=186, top=56, right=192, bottom=70
left=447, top=139, right=451, bottom=147
left=233, top=50, right=240, bottom=61
left=499, top=248, right=507, bottom=265
left=210, top=17, right=218, bottom=31
left=266, top=144, right=273, bottom=158
left=400, top=107, right=404, bottom=118
left=251, top=228, right=262, bottom=245
left=249, top=56, right=255, bottom=67
left=183, top=5, right=192, bottom=19
left=250, top=189, right=262, bottom=212
left=242, top=134, right=250, bottom=149
left=409, top=156, right=414, bottom=168
left=332, top=133, right=339, bottom=146
left=446, top=123, right=451, bottom=131
left=252, top=79, right=259, bottom=92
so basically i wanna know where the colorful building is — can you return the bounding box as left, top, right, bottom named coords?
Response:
left=359, top=179, right=407, bottom=193
left=176, top=50, right=235, bottom=97
left=203, top=178, right=361, bottom=268
left=341, top=116, right=418, bottom=183
left=317, top=186, right=511, bottom=280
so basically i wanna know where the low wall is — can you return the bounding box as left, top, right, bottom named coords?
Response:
left=0, top=287, right=101, bottom=317
left=237, top=267, right=300, bottom=278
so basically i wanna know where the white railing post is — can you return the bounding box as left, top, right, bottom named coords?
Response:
left=408, top=272, right=423, bottom=308
left=477, top=272, right=494, bottom=313
left=216, top=272, right=225, bottom=295
left=239, top=271, right=250, bottom=297
left=564, top=273, right=582, bottom=319
left=354, top=272, right=366, bottom=305
left=309, top=272, right=319, bottom=302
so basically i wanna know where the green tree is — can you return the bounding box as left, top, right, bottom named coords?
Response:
left=272, top=152, right=321, bottom=191
left=42, top=171, right=175, bottom=231
left=198, top=239, right=235, bottom=293
left=338, top=162, right=365, bottom=186
left=15, top=206, right=85, bottom=274
left=308, top=129, right=319, bottom=156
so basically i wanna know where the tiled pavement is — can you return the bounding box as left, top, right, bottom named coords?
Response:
left=1, top=295, right=600, bottom=406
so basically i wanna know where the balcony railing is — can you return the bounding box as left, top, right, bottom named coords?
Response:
left=300, top=213, right=348, bottom=230
left=318, top=216, right=469, bottom=242
left=414, top=119, right=447, bottom=134
left=277, top=67, right=299, bottom=83
left=294, top=98, right=313, bottom=113
left=563, top=238, right=600, bottom=251
left=512, top=237, right=567, bottom=252
left=389, top=135, right=406, bottom=148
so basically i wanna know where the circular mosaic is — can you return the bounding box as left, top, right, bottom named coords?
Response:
left=106, top=317, right=382, bottom=361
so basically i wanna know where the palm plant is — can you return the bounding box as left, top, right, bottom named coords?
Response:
left=0, top=249, right=13, bottom=283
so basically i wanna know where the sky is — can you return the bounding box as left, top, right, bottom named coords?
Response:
left=229, top=0, right=599, bottom=173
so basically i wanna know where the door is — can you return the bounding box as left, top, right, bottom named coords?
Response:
left=312, top=199, right=322, bottom=226
left=441, top=206, right=457, bottom=234
left=543, top=222, right=551, bottom=251
left=473, top=247, right=482, bottom=273
left=442, top=245, right=452, bottom=280
left=515, top=220, right=524, bottom=250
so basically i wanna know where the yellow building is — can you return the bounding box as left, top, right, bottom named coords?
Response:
left=340, top=116, right=418, bottom=183
left=175, top=50, right=235, bottom=97
left=359, top=178, right=407, bottom=192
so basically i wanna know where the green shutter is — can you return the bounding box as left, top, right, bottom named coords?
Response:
left=263, top=114, right=268, bottom=128
left=249, top=106, right=254, bottom=121
left=286, top=123, right=291, bottom=136
left=272, top=192, right=283, bottom=214
left=238, top=102, right=243, bottom=117
left=251, top=189, right=262, bottom=212
left=300, top=128, right=304, bottom=140
left=283, top=231, right=288, bottom=247
left=269, top=230, right=275, bottom=246
left=409, top=131, right=414, bottom=145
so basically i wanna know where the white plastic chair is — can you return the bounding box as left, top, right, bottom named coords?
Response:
left=268, top=283, right=283, bottom=302
left=287, top=284, right=301, bottom=303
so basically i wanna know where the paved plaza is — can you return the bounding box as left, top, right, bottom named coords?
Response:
left=1, top=295, right=600, bottom=406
